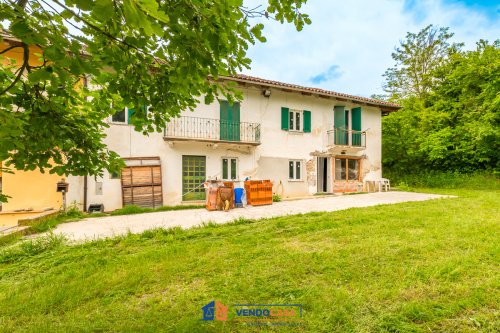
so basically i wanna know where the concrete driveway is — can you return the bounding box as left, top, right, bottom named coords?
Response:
left=49, top=191, right=452, bottom=243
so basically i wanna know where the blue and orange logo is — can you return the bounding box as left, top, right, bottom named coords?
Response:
left=201, top=300, right=228, bottom=321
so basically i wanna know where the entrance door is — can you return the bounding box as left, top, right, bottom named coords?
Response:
left=317, top=157, right=331, bottom=193
left=333, top=158, right=361, bottom=193
left=220, top=101, right=240, bottom=141
left=121, top=165, right=163, bottom=208
left=182, top=155, right=206, bottom=201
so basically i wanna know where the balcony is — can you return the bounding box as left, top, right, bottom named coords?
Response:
left=327, top=128, right=366, bottom=153
left=163, top=116, right=261, bottom=146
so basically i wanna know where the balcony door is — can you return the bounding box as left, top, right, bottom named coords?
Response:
left=220, top=101, right=240, bottom=141
left=333, top=106, right=362, bottom=146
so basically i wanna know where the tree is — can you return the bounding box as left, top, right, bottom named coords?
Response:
left=0, top=0, right=310, bottom=180
left=382, top=29, right=500, bottom=174
left=420, top=40, right=500, bottom=171
left=383, top=25, right=462, bottom=101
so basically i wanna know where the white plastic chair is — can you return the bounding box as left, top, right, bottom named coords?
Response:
left=379, top=178, right=391, bottom=192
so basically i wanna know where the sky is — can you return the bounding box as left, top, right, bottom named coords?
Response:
left=242, top=0, right=500, bottom=97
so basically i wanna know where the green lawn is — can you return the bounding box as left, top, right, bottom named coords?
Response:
left=0, top=184, right=498, bottom=332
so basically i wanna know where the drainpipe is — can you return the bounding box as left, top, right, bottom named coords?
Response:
left=83, top=75, right=89, bottom=212
left=83, top=176, right=88, bottom=212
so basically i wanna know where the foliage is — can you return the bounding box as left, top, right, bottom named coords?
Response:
left=272, top=193, right=281, bottom=202
left=0, top=0, right=310, bottom=179
left=386, top=171, right=499, bottom=190
left=382, top=25, right=499, bottom=173
left=383, top=25, right=462, bottom=100
left=0, top=183, right=498, bottom=331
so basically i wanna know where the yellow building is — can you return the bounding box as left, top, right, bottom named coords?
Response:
left=0, top=35, right=64, bottom=227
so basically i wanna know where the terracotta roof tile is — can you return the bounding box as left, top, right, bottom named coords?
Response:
left=221, top=74, right=400, bottom=110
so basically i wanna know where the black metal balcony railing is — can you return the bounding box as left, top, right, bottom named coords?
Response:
left=164, top=116, right=261, bottom=145
left=327, top=128, right=366, bottom=148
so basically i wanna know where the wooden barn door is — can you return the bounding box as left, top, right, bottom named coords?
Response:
left=121, top=159, right=163, bottom=208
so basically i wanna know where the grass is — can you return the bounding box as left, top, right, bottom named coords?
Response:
left=0, top=175, right=498, bottom=332
left=109, top=204, right=204, bottom=216
left=0, top=204, right=205, bottom=245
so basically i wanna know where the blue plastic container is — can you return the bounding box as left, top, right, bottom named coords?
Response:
left=234, top=188, right=244, bottom=204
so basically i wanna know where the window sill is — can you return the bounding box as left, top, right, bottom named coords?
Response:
left=109, top=122, right=130, bottom=126
left=288, top=179, right=304, bottom=182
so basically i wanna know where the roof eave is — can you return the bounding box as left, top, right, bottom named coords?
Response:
left=219, top=75, right=401, bottom=111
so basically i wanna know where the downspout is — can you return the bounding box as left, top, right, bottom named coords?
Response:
left=83, top=176, right=88, bottom=212
left=83, top=75, right=89, bottom=212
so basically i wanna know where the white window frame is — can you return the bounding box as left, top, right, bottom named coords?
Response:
left=110, top=106, right=149, bottom=125
left=289, top=109, right=303, bottom=132
left=288, top=160, right=302, bottom=181
left=222, top=157, right=238, bottom=181
left=110, top=107, right=129, bottom=124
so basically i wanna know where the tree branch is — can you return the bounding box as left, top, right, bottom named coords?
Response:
left=0, top=43, right=29, bottom=95
left=0, top=44, right=22, bottom=55
left=17, top=0, right=29, bottom=8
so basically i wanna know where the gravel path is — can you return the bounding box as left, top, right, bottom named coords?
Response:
left=51, top=191, right=452, bottom=242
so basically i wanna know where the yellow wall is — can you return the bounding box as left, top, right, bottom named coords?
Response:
left=1, top=40, right=43, bottom=66
left=2, top=169, right=63, bottom=211
left=0, top=40, right=63, bottom=226
left=0, top=167, right=63, bottom=227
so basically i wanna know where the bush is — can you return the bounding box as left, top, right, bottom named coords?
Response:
left=272, top=194, right=281, bottom=202
left=385, top=171, right=499, bottom=190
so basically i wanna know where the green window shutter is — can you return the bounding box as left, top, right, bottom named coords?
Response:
left=220, top=101, right=229, bottom=121
left=334, top=106, right=345, bottom=129
left=127, top=108, right=135, bottom=124
left=220, top=101, right=230, bottom=141
left=281, top=107, right=289, bottom=130
left=334, top=106, right=346, bottom=145
left=351, top=107, right=362, bottom=131
left=233, top=102, right=240, bottom=123
left=303, top=110, right=311, bottom=133
left=351, top=107, right=362, bottom=146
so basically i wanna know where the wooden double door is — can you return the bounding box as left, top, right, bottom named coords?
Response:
left=121, top=163, right=163, bottom=208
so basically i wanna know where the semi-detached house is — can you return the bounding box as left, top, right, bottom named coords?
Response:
left=74, top=74, right=400, bottom=211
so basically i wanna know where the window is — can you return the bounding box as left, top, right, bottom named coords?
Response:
left=289, top=160, right=302, bottom=180
left=335, top=158, right=360, bottom=181
left=110, top=106, right=148, bottom=124
left=281, top=107, right=311, bottom=132
left=289, top=110, right=302, bottom=131
left=110, top=171, right=121, bottom=179
left=111, top=108, right=126, bottom=123
left=222, top=158, right=237, bottom=180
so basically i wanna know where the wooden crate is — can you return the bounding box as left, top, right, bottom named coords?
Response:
left=244, top=180, right=273, bottom=206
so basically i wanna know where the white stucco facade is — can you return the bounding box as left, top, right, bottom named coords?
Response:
left=68, top=78, right=396, bottom=212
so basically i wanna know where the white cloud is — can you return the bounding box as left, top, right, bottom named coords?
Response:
left=242, top=0, right=500, bottom=97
